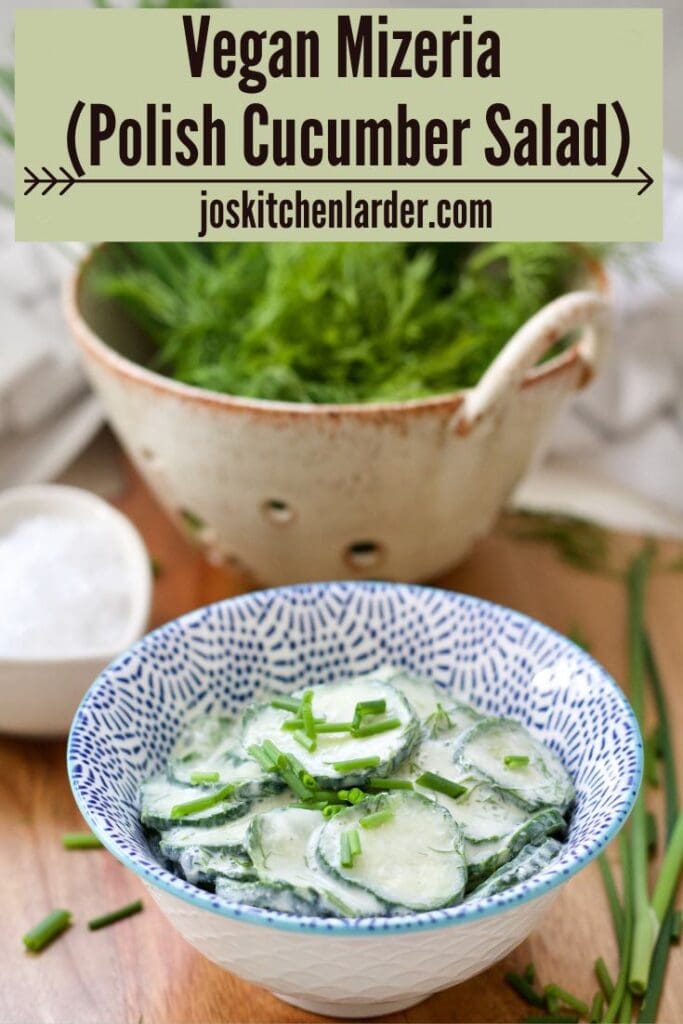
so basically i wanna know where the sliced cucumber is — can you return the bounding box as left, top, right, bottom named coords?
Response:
left=411, top=736, right=474, bottom=783
left=454, top=719, right=575, bottom=811
left=433, top=701, right=484, bottom=738
left=241, top=677, right=419, bottom=788
left=317, top=791, right=467, bottom=911
left=465, top=807, right=566, bottom=887
left=139, top=774, right=250, bottom=829
left=215, top=877, right=320, bottom=915
left=248, top=807, right=323, bottom=891
left=177, top=847, right=257, bottom=887
left=247, top=807, right=386, bottom=918
left=171, top=714, right=238, bottom=764
left=159, top=792, right=293, bottom=858
left=371, top=666, right=445, bottom=720
left=169, top=714, right=282, bottom=797
left=467, top=837, right=562, bottom=900
left=432, top=782, right=531, bottom=844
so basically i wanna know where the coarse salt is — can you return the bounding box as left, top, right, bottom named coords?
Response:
left=0, top=513, right=132, bottom=657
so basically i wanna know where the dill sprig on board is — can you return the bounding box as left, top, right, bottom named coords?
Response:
left=94, top=241, right=605, bottom=405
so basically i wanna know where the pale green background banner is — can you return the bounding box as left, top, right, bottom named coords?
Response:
left=15, top=8, right=662, bottom=241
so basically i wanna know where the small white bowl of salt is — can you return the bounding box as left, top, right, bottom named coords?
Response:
left=0, top=484, right=152, bottom=737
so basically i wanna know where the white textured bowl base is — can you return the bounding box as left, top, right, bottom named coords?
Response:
left=274, top=991, right=426, bottom=1018
left=149, top=885, right=557, bottom=1016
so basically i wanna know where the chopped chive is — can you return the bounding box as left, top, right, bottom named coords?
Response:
left=189, top=771, right=220, bottom=785
left=314, top=721, right=354, bottom=734
left=544, top=985, right=589, bottom=1017
left=270, top=697, right=301, bottom=713
left=309, top=788, right=344, bottom=802
left=360, top=809, right=394, bottom=829
left=61, top=832, right=103, bottom=850
left=589, top=992, right=604, bottom=1023
left=545, top=994, right=560, bottom=1015
left=248, top=744, right=277, bottom=772
left=262, top=739, right=282, bottom=765
left=367, top=778, right=413, bottom=791
left=301, top=690, right=317, bottom=740
left=348, top=828, right=362, bottom=858
left=170, top=783, right=235, bottom=819
left=292, top=800, right=327, bottom=810
left=504, top=971, right=546, bottom=1008
left=416, top=771, right=467, bottom=800
left=279, top=765, right=311, bottom=800
left=524, top=963, right=536, bottom=984
left=88, top=899, right=143, bottom=931
left=282, top=717, right=325, bottom=731
left=301, top=772, right=317, bottom=790
left=332, top=756, right=381, bottom=772
left=23, top=909, right=72, bottom=952
left=353, top=717, right=401, bottom=738
left=338, top=788, right=365, bottom=804
left=672, top=909, right=681, bottom=943
left=595, top=957, right=615, bottom=1001
left=352, top=699, right=386, bottom=729
left=323, top=804, right=345, bottom=818
left=504, top=755, right=530, bottom=768
left=292, top=729, right=317, bottom=753
left=340, top=831, right=353, bottom=867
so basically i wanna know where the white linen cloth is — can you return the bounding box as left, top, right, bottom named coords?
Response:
left=539, top=154, right=683, bottom=526
left=0, top=218, right=102, bottom=487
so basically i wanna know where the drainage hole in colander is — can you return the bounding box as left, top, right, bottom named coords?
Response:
left=344, top=541, right=385, bottom=571
left=263, top=499, right=294, bottom=525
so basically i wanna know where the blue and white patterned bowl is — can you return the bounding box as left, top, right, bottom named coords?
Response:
left=68, top=583, right=641, bottom=1018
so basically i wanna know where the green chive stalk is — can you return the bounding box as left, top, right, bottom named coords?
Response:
left=598, top=853, right=624, bottom=941
left=626, top=550, right=657, bottom=996
left=637, top=631, right=679, bottom=1023
left=644, top=634, right=679, bottom=831
left=651, top=811, right=683, bottom=927
left=604, top=831, right=634, bottom=1022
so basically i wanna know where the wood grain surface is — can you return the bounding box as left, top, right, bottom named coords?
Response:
left=2, top=460, right=681, bottom=1024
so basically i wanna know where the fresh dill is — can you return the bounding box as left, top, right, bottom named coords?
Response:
left=92, top=241, right=605, bottom=405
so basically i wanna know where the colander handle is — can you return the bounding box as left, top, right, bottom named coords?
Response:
left=450, top=290, right=610, bottom=436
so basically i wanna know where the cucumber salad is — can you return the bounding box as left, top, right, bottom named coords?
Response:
left=139, top=666, right=574, bottom=917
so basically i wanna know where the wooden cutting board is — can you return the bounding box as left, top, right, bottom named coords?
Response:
left=2, top=459, right=681, bottom=1024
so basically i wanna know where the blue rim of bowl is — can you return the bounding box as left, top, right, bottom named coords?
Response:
left=67, top=582, right=643, bottom=936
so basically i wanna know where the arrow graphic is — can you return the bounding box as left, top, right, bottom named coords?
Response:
left=23, top=165, right=77, bottom=197
left=23, top=164, right=655, bottom=197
